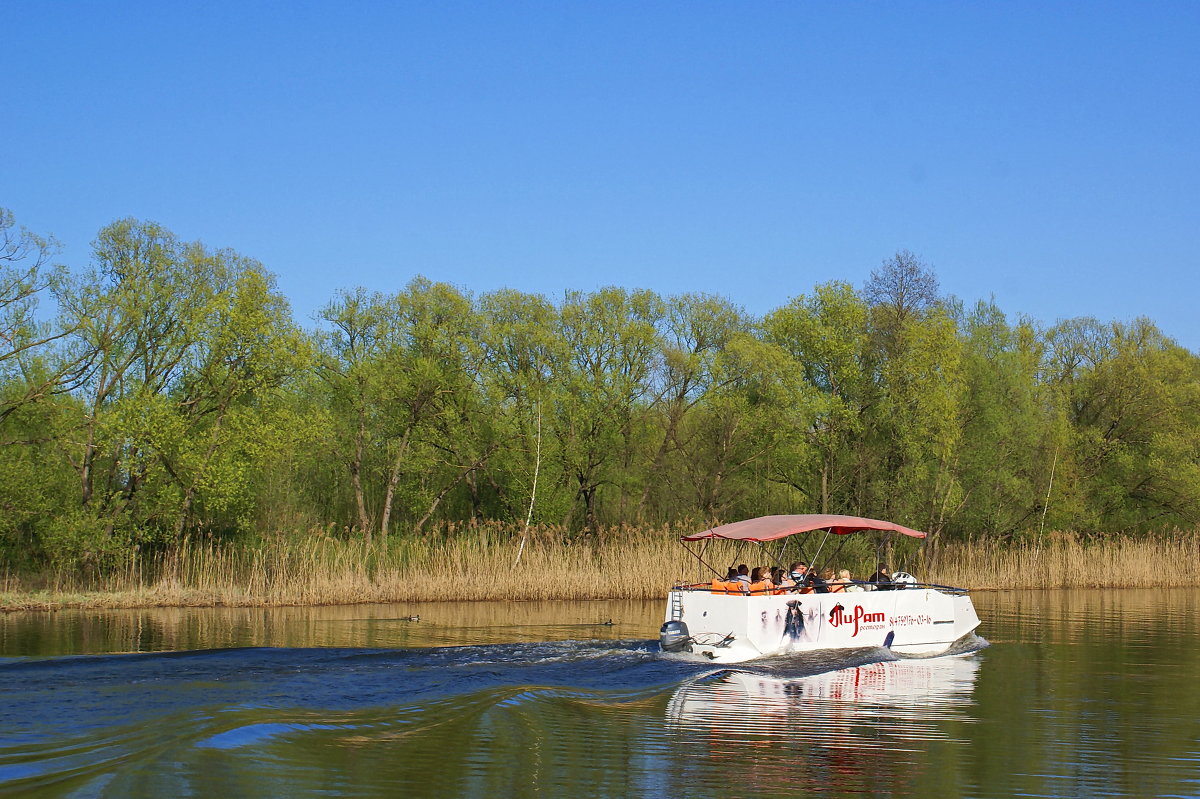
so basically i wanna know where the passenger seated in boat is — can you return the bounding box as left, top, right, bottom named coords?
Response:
left=833, top=568, right=864, bottom=592
left=788, top=562, right=811, bottom=593
left=711, top=566, right=745, bottom=594
left=748, top=567, right=774, bottom=595
left=868, top=564, right=894, bottom=591
left=810, top=568, right=831, bottom=593
left=771, top=566, right=789, bottom=595
left=828, top=568, right=847, bottom=593
left=735, top=564, right=752, bottom=592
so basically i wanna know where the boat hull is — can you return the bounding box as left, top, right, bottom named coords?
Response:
left=662, top=588, right=980, bottom=663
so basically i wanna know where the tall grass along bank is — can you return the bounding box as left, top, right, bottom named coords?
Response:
left=2, top=525, right=1198, bottom=611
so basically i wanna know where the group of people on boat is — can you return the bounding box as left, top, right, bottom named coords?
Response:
left=710, top=562, right=898, bottom=595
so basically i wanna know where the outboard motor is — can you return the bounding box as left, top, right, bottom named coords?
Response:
left=659, top=620, right=692, bottom=653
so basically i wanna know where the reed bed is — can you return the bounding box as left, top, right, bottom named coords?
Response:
left=2, top=525, right=1198, bottom=611
left=933, top=530, right=1200, bottom=590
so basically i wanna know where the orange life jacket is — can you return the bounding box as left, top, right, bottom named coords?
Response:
left=711, top=579, right=744, bottom=594
left=748, top=579, right=773, bottom=595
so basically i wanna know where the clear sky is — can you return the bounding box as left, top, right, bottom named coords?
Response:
left=6, top=2, right=1199, bottom=349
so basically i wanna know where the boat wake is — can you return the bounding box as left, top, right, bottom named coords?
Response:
left=0, top=638, right=985, bottom=794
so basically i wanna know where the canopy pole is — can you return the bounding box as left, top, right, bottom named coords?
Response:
left=809, top=529, right=832, bottom=572
left=817, top=533, right=852, bottom=575
left=683, top=541, right=726, bottom=582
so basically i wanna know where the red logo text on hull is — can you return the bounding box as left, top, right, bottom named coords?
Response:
left=829, top=604, right=885, bottom=637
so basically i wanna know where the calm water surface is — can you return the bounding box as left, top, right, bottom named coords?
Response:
left=1, top=590, right=1198, bottom=797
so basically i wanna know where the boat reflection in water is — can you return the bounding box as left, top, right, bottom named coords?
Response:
left=665, top=652, right=982, bottom=793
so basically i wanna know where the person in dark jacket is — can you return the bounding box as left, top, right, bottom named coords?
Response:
left=868, top=564, right=894, bottom=590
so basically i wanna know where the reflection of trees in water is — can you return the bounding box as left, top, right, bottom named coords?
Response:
left=970, top=588, right=1200, bottom=799
left=11, top=589, right=1195, bottom=658
left=6, top=590, right=1193, bottom=797
left=665, top=655, right=981, bottom=796
left=0, top=599, right=665, bottom=655
left=976, top=588, right=1200, bottom=647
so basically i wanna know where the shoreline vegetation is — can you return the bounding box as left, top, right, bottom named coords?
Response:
left=7, top=212, right=1200, bottom=603
left=3, top=526, right=1197, bottom=613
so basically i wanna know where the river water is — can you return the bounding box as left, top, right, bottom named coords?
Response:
left=1, top=589, right=1197, bottom=797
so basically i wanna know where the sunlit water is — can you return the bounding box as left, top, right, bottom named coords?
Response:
left=1, top=590, right=1197, bottom=797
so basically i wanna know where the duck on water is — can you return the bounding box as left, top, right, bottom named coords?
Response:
left=658, top=514, right=981, bottom=663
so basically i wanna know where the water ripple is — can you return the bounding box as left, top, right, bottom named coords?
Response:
left=0, top=638, right=926, bottom=795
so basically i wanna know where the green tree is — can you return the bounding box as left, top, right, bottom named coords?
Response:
left=317, top=278, right=483, bottom=540
left=157, top=260, right=308, bottom=538
left=952, top=301, right=1060, bottom=538
left=477, top=289, right=561, bottom=522
left=551, top=287, right=664, bottom=531
left=317, top=287, right=393, bottom=535
left=679, top=332, right=813, bottom=519
left=59, top=221, right=218, bottom=521
left=861, top=253, right=964, bottom=536
left=381, top=278, right=485, bottom=535
left=1050, top=317, right=1200, bottom=531
left=0, top=208, right=74, bottom=423
left=763, top=281, right=872, bottom=514
left=637, top=293, right=747, bottom=521
left=50, top=219, right=304, bottom=560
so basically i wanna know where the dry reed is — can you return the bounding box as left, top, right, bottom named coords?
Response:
left=932, top=530, right=1200, bottom=590
left=2, top=525, right=1198, bottom=611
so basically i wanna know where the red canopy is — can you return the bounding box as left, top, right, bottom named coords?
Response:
left=680, top=514, right=927, bottom=542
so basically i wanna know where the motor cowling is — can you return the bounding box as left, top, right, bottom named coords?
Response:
left=659, top=620, right=692, bottom=653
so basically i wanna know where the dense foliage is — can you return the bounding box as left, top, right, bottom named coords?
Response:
left=3, top=210, right=1199, bottom=571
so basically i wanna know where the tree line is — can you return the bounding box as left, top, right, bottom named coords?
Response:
left=3, top=209, right=1198, bottom=571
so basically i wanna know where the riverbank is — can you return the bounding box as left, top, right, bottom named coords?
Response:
left=2, top=527, right=1197, bottom=612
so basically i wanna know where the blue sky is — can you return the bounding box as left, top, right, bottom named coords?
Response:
left=6, top=2, right=1199, bottom=349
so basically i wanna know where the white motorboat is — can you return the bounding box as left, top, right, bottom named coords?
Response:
left=659, top=514, right=981, bottom=663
